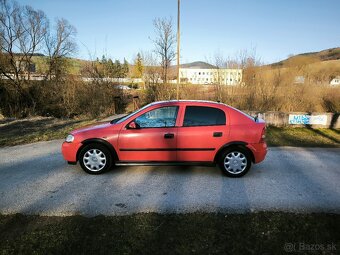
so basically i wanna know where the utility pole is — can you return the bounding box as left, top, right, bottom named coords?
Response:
left=176, top=0, right=180, bottom=100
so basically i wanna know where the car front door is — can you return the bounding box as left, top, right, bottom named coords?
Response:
left=177, top=105, right=229, bottom=162
left=118, top=106, right=179, bottom=162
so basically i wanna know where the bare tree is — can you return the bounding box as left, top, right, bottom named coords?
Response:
left=151, top=17, right=176, bottom=84
left=44, top=18, right=77, bottom=81
left=0, top=0, right=48, bottom=115
left=141, top=51, right=161, bottom=86
left=213, top=51, right=227, bottom=101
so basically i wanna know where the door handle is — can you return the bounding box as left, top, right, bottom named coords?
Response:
left=213, top=132, right=223, bottom=137
left=164, top=133, right=174, bottom=139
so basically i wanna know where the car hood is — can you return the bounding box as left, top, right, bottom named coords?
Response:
left=71, top=122, right=112, bottom=135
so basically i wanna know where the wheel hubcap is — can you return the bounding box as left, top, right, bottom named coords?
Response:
left=83, top=149, right=106, bottom=171
left=224, top=151, right=247, bottom=174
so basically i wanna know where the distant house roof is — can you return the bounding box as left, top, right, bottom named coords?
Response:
left=180, top=61, right=217, bottom=69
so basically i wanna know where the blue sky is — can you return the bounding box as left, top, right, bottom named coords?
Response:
left=17, top=0, right=340, bottom=64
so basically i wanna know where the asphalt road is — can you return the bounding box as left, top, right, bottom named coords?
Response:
left=0, top=140, right=340, bottom=216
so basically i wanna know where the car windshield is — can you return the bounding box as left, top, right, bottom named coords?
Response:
left=112, top=104, right=151, bottom=124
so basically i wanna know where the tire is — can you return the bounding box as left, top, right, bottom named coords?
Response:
left=218, top=147, right=251, bottom=177
left=78, top=143, right=113, bottom=174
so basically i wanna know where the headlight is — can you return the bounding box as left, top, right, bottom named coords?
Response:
left=65, top=134, right=74, bottom=143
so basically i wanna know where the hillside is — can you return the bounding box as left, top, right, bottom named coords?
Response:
left=29, top=48, right=340, bottom=76
left=270, top=47, right=340, bottom=67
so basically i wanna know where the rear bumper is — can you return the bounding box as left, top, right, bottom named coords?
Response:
left=61, top=141, right=82, bottom=163
left=247, top=142, right=267, bottom=163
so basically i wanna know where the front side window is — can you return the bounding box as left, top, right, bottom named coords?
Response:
left=183, top=106, right=226, bottom=127
left=135, top=106, right=178, bottom=128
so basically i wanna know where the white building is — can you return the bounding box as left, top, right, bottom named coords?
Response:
left=330, top=76, right=340, bottom=86
left=179, top=62, right=242, bottom=85
left=294, top=76, right=305, bottom=84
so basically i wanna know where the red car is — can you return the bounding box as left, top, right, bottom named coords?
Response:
left=62, top=100, right=267, bottom=177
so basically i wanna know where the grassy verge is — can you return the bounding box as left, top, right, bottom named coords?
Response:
left=0, top=117, right=339, bottom=147
left=266, top=126, right=340, bottom=147
left=0, top=117, right=97, bottom=147
left=0, top=212, right=339, bottom=254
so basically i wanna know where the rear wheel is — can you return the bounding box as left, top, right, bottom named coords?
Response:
left=218, top=147, right=251, bottom=177
left=79, top=144, right=112, bottom=174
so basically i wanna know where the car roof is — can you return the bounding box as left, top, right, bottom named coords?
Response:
left=149, top=100, right=225, bottom=107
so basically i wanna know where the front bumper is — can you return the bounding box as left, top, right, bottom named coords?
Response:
left=61, top=141, right=82, bottom=163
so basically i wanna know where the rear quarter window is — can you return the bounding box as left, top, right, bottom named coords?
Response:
left=183, top=106, right=226, bottom=127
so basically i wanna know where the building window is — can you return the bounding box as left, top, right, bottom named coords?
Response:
left=199, top=72, right=201, bottom=75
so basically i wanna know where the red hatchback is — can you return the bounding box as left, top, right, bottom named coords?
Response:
left=62, top=100, right=267, bottom=177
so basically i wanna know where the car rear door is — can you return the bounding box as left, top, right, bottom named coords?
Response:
left=117, top=105, right=179, bottom=162
left=176, top=105, right=229, bottom=162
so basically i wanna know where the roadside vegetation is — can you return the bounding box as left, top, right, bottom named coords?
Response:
left=1, top=0, right=339, bottom=122
left=0, top=212, right=339, bottom=254
left=0, top=117, right=339, bottom=147
left=0, top=117, right=96, bottom=147
left=0, top=1, right=339, bottom=149
left=266, top=126, right=340, bottom=147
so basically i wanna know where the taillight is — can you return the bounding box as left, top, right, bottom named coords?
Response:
left=260, top=127, right=266, bottom=143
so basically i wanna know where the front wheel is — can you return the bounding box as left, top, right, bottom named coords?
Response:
left=79, top=144, right=112, bottom=174
left=218, top=147, right=251, bottom=177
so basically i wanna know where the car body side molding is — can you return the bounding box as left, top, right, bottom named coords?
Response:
left=115, top=161, right=216, bottom=166
left=119, top=148, right=215, bottom=152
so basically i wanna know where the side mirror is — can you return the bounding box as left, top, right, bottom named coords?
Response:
left=127, top=121, right=138, bottom=129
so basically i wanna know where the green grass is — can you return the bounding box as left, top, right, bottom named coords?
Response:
left=266, top=126, right=340, bottom=147
left=0, top=212, right=339, bottom=254
left=0, top=117, right=97, bottom=147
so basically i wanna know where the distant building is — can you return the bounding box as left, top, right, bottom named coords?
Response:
left=15, top=60, right=36, bottom=73
left=330, top=76, right=340, bottom=86
left=294, top=76, right=305, bottom=84
left=179, top=61, right=242, bottom=85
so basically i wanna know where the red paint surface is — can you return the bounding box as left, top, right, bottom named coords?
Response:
left=62, top=101, right=267, bottom=164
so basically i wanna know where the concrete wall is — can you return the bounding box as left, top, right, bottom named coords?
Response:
left=245, top=111, right=340, bottom=128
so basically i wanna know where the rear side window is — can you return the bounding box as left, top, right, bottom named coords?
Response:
left=183, top=106, right=226, bottom=127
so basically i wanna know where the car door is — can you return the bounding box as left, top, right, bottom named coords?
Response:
left=118, top=106, right=179, bottom=162
left=176, top=105, right=229, bottom=162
